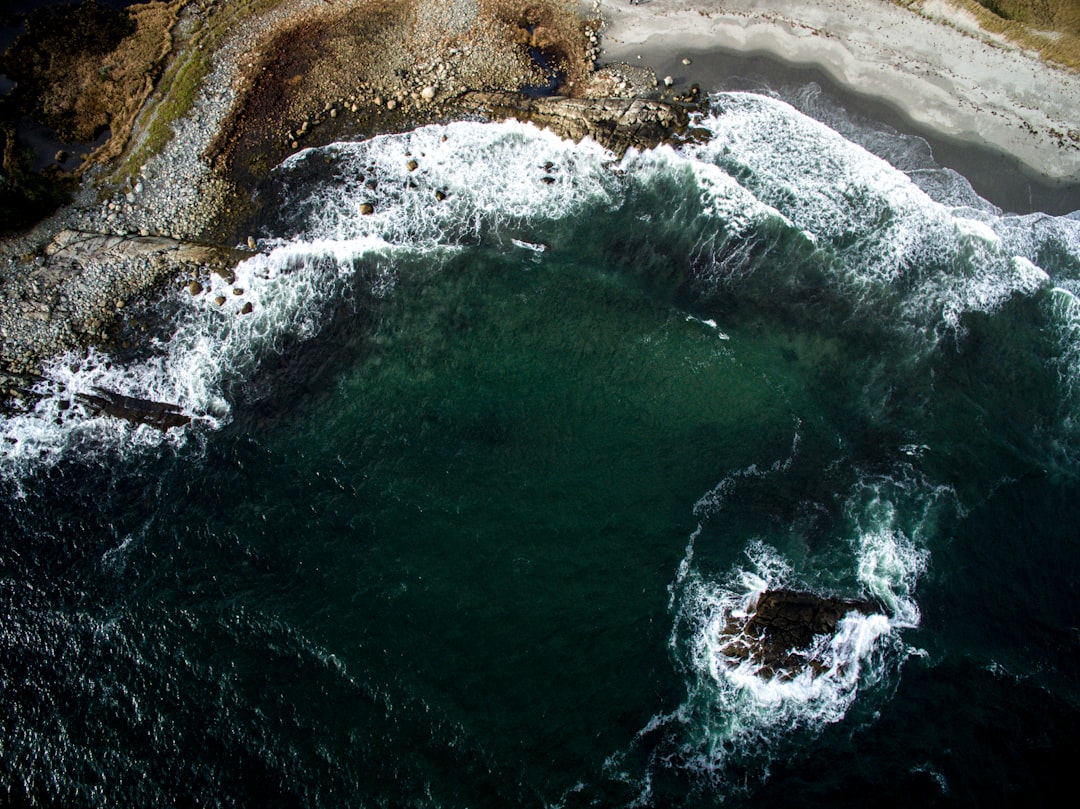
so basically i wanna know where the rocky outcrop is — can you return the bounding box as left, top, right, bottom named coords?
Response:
left=0, top=369, right=190, bottom=431
left=0, top=229, right=247, bottom=374
left=75, top=387, right=190, bottom=431
left=718, top=589, right=883, bottom=679
left=460, top=91, right=696, bottom=155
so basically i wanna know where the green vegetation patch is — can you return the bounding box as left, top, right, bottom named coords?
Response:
left=900, top=0, right=1080, bottom=72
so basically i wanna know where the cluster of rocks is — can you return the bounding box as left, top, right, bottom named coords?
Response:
left=717, top=589, right=883, bottom=680
left=280, top=51, right=479, bottom=151
left=584, top=63, right=659, bottom=98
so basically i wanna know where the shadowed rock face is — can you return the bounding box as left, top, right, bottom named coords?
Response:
left=76, top=387, right=190, bottom=431
left=718, top=589, right=883, bottom=680
left=1, top=371, right=191, bottom=431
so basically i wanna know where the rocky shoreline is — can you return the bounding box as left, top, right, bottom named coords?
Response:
left=1, top=0, right=702, bottom=413
left=11, top=0, right=1072, bottom=419
left=0, top=229, right=248, bottom=375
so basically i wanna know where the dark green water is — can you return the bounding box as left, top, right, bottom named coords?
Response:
left=3, top=102, right=1080, bottom=807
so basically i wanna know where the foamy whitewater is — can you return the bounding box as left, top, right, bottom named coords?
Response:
left=3, top=92, right=1080, bottom=806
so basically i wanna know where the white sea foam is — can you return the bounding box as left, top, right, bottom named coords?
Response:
left=1046, top=285, right=1080, bottom=417
left=2, top=122, right=622, bottom=479
left=278, top=120, right=620, bottom=247
left=5, top=106, right=1080, bottom=479
left=0, top=238, right=404, bottom=479
left=687, top=93, right=1059, bottom=341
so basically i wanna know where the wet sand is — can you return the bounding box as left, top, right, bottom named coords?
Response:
left=596, top=0, right=1080, bottom=214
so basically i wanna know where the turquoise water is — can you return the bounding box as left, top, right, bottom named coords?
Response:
left=2, top=95, right=1079, bottom=806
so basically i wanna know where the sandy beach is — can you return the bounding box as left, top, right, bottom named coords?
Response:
left=596, top=0, right=1080, bottom=192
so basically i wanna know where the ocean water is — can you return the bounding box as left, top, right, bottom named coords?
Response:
left=3, top=92, right=1080, bottom=807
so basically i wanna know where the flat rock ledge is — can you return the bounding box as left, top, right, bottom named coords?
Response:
left=460, top=92, right=695, bottom=155
left=0, top=229, right=247, bottom=375
left=718, top=588, right=883, bottom=680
